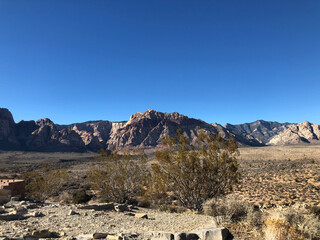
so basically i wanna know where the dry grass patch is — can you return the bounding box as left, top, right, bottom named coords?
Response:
left=233, top=145, right=320, bottom=208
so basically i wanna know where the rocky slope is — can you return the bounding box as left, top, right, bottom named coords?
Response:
left=107, top=110, right=261, bottom=148
left=0, top=107, right=319, bottom=152
left=225, top=120, right=292, bottom=144
left=57, top=121, right=126, bottom=151
left=268, top=121, right=320, bottom=145
left=0, top=108, right=263, bottom=152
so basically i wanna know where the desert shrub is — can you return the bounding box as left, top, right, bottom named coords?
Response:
left=203, top=196, right=251, bottom=223
left=309, top=206, right=320, bottom=217
left=262, top=206, right=320, bottom=240
left=151, top=130, right=239, bottom=211
left=246, top=206, right=263, bottom=227
left=136, top=198, right=151, bottom=208
left=283, top=206, right=320, bottom=240
left=88, top=149, right=148, bottom=204
left=58, top=191, right=72, bottom=203
left=72, top=189, right=92, bottom=204
left=264, top=218, right=308, bottom=240
left=22, top=166, right=69, bottom=201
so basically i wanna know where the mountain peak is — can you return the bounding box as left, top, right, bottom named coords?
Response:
left=36, top=118, right=54, bottom=127
left=126, top=110, right=185, bottom=126
left=301, top=121, right=312, bottom=127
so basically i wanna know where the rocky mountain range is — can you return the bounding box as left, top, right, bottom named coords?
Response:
left=0, top=108, right=318, bottom=152
left=268, top=121, right=320, bottom=145
left=225, top=120, right=292, bottom=144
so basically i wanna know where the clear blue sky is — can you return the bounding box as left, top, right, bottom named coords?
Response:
left=1, top=0, right=319, bottom=125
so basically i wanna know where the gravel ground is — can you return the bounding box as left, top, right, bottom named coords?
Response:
left=0, top=202, right=215, bottom=239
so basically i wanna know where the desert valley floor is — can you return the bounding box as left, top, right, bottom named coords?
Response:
left=1, top=145, right=319, bottom=208
left=0, top=145, right=319, bottom=239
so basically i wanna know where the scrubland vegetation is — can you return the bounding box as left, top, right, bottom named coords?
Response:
left=2, top=133, right=319, bottom=239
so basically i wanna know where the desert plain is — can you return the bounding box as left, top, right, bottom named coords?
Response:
left=0, top=145, right=319, bottom=240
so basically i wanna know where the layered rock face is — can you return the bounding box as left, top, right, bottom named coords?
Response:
left=108, top=110, right=216, bottom=148
left=58, top=121, right=126, bottom=151
left=268, top=121, right=320, bottom=145
left=225, top=120, right=292, bottom=144
left=1, top=107, right=319, bottom=152
left=17, top=117, right=85, bottom=152
left=0, top=109, right=87, bottom=152
left=107, top=110, right=262, bottom=148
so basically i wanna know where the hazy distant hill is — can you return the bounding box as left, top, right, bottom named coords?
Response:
left=225, top=120, right=292, bottom=144
left=0, top=107, right=318, bottom=152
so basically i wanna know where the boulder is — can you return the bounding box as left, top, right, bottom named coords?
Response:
left=106, top=235, right=123, bottom=240
left=23, top=236, right=39, bottom=240
left=185, top=234, right=199, bottom=240
left=174, top=233, right=186, bottom=240
left=93, top=233, right=108, bottom=239
left=150, top=232, right=174, bottom=240
left=31, top=229, right=59, bottom=238
left=134, top=213, right=148, bottom=219
left=0, top=213, right=24, bottom=221
left=114, top=204, right=129, bottom=212
left=0, top=208, right=6, bottom=214
left=149, top=225, right=233, bottom=240
left=77, top=203, right=115, bottom=211
left=0, top=190, right=11, bottom=205
left=191, top=227, right=232, bottom=240
left=11, top=206, right=28, bottom=215
left=68, top=210, right=79, bottom=215
left=29, top=211, right=44, bottom=217
left=74, top=234, right=93, bottom=240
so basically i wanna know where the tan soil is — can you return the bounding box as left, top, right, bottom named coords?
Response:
left=0, top=203, right=214, bottom=239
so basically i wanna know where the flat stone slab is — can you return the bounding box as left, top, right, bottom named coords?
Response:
left=0, top=213, right=26, bottom=221
left=77, top=203, right=115, bottom=211
left=148, top=225, right=233, bottom=240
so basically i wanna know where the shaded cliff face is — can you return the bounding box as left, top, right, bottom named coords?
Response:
left=22, top=118, right=86, bottom=152
left=58, top=121, right=127, bottom=151
left=268, top=121, right=320, bottom=145
left=225, top=120, right=292, bottom=144
left=0, top=109, right=87, bottom=152
left=15, top=120, right=39, bottom=147
left=0, top=108, right=19, bottom=149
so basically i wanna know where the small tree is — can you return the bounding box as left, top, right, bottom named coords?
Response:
left=88, top=148, right=147, bottom=204
left=152, top=130, right=239, bottom=211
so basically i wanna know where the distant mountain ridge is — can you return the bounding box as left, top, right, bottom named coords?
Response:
left=225, top=120, right=292, bottom=144
left=268, top=121, right=320, bottom=145
left=0, top=107, right=318, bottom=152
